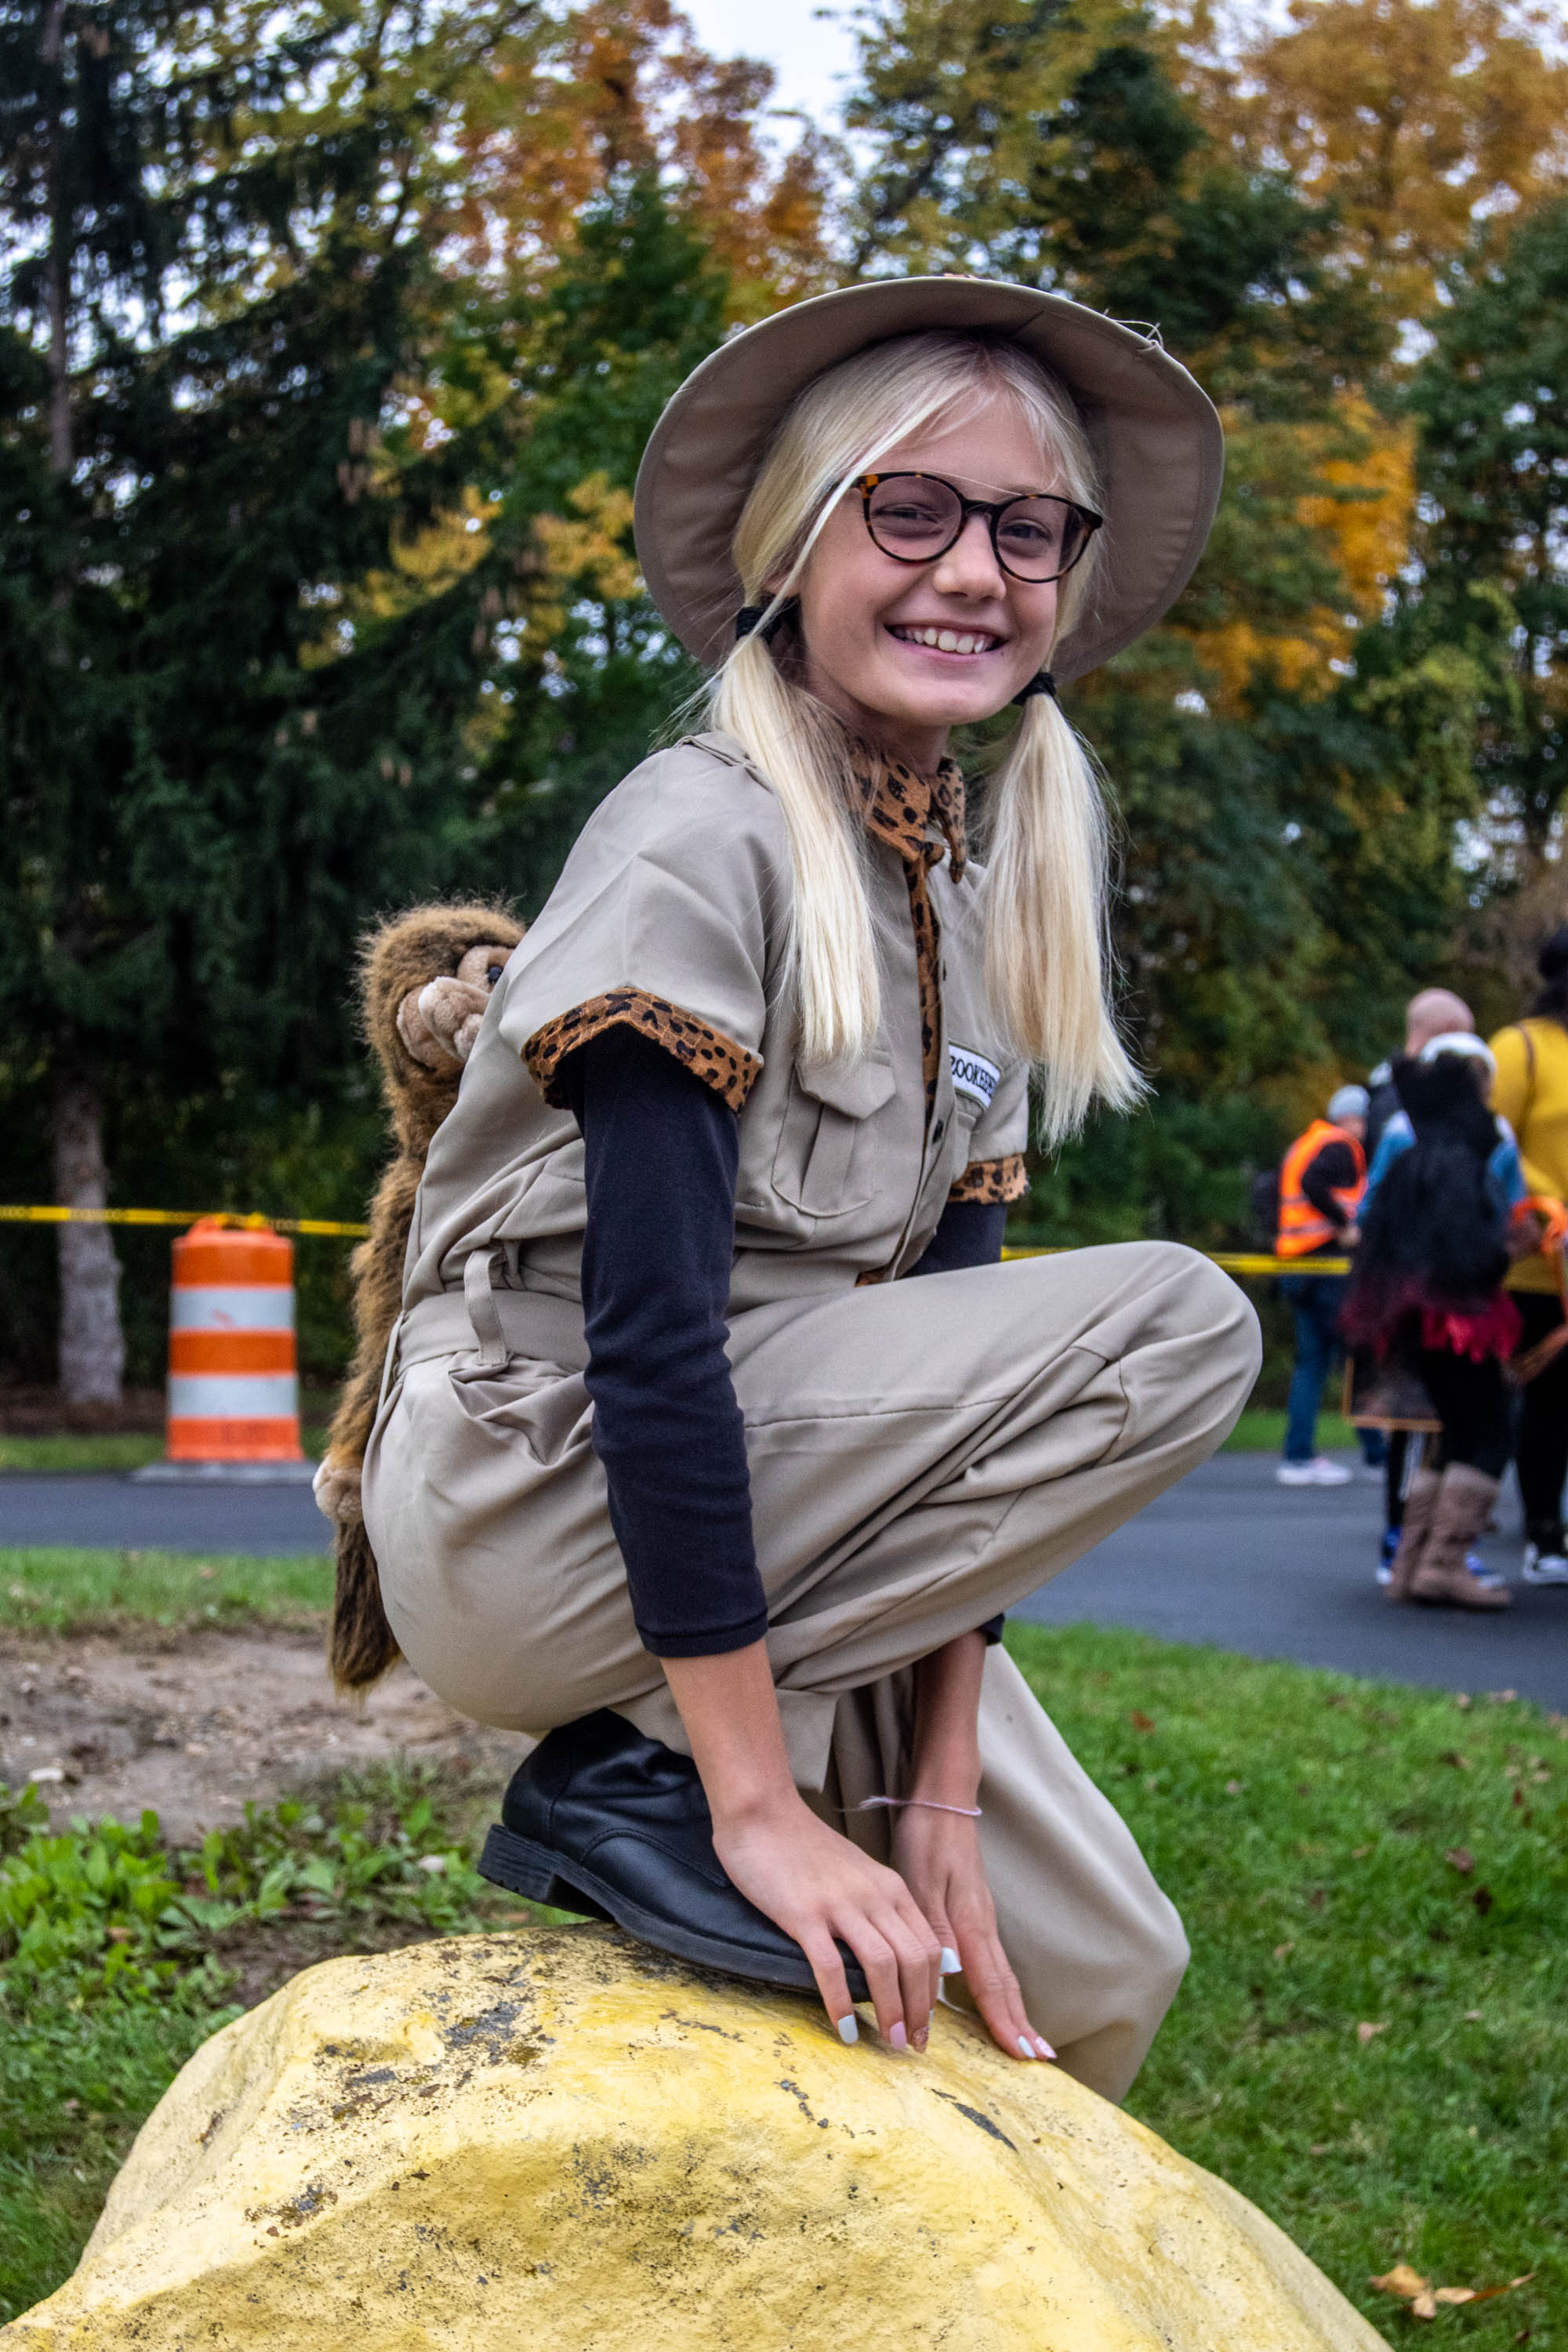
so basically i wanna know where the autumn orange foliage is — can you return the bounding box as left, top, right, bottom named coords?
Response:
left=1186, top=0, right=1568, bottom=319
left=452, top=0, right=832, bottom=313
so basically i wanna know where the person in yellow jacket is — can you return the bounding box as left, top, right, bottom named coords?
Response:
left=1490, top=927, right=1568, bottom=1584
left=1275, top=1084, right=1373, bottom=1486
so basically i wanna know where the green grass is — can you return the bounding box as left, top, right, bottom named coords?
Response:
left=0, top=1429, right=329, bottom=1473
left=1225, top=1407, right=1363, bottom=1454
left=3, top=1627, right=1565, bottom=2339
left=0, top=1547, right=331, bottom=1634
left=1007, top=1622, right=1566, bottom=2347
left=0, top=1435, right=167, bottom=1474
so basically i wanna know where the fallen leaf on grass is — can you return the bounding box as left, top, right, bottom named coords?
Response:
left=1370, top=2267, right=1534, bottom=2313
left=1370, top=2266, right=1428, bottom=2299
left=1446, top=1847, right=1475, bottom=1872
left=1466, top=2277, right=1536, bottom=2305
left=1439, top=1751, right=1472, bottom=1770
left=1464, top=2009, right=1483, bottom=2021
left=1224, top=1777, right=1244, bottom=1795
left=1351, top=1845, right=1370, bottom=1860
left=1272, top=1941, right=1295, bottom=1960
left=1129, top=1709, right=1155, bottom=1732
left=1357, top=2021, right=1388, bottom=2045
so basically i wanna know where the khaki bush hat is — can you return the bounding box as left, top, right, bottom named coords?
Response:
left=633, top=276, right=1224, bottom=683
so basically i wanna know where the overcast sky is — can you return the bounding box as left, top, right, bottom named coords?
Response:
left=677, top=0, right=861, bottom=125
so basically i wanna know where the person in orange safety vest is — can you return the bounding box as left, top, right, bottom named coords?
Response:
left=1276, top=1085, right=1372, bottom=1487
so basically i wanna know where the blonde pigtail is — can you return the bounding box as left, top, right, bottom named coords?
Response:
left=983, top=692, right=1145, bottom=1146
left=713, top=636, right=879, bottom=1066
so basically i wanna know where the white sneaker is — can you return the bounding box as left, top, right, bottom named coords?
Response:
left=1521, top=1542, right=1568, bottom=1586
left=1277, top=1457, right=1353, bottom=1486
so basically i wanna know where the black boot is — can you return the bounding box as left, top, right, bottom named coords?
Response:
left=480, top=1710, right=871, bottom=2002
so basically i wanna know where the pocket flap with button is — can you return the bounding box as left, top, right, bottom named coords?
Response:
left=796, top=1055, right=898, bottom=1118
left=774, top=1052, right=898, bottom=1215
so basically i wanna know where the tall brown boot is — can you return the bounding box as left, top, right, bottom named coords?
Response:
left=1409, top=1465, right=1511, bottom=1610
left=1386, top=1465, right=1441, bottom=1602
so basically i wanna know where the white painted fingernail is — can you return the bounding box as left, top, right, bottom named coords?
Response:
left=837, top=2015, right=858, bottom=2045
left=1036, top=2037, right=1056, bottom=2060
left=1017, top=2036, right=1036, bottom=2060
left=939, top=1947, right=960, bottom=1975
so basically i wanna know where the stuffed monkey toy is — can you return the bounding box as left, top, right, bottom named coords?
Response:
left=317, top=902, right=523, bottom=1688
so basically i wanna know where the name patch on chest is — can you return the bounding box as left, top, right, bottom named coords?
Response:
left=949, top=1045, right=1001, bottom=1109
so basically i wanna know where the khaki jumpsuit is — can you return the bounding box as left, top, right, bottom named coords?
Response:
left=364, top=730, right=1261, bottom=2100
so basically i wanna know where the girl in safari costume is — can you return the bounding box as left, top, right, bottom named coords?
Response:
left=363, top=277, right=1261, bottom=2101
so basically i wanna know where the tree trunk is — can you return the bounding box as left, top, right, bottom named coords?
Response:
left=42, top=11, right=125, bottom=1406
left=53, top=1073, right=125, bottom=1406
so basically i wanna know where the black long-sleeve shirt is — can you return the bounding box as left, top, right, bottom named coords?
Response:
left=561, top=1026, right=1005, bottom=1657
left=1301, top=1140, right=1361, bottom=1232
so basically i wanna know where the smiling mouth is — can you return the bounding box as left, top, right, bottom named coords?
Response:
left=888, top=624, right=1006, bottom=656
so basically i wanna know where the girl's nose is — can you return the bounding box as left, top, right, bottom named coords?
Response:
left=929, top=510, right=1005, bottom=596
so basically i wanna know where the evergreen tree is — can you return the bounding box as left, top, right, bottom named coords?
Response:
left=1405, top=198, right=1568, bottom=858
left=0, top=0, right=531, bottom=1395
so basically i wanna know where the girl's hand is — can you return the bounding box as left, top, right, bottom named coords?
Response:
left=711, top=1795, right=942, bottom=2051
left=891, top=1806, right=1054, bottom=2063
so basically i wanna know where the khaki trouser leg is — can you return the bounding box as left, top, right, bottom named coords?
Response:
left=365, top=1241, right=1258, bottom=2101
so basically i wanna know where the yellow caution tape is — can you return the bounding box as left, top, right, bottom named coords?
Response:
left=2, top=1210, right=1340, bottom=1273
left=1004, top=1245, right=1348, bottom=1278
left=0, top=1205, right=370, bottom=1240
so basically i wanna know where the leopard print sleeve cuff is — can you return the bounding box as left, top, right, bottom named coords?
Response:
left=524, top=989, right=762, bottom=1115
left=948, top=1154, right=1029, bottom=1205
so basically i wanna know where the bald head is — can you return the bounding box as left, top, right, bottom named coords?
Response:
left=1405, top=988, right=1473, bottom=1054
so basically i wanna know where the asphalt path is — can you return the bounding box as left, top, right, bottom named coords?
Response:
left=1015, top=1452, right=1568, bottom=1710
left=0, top=1474, right=331, bottom=1559
left=3, top=1454, right=1565, bottom=1708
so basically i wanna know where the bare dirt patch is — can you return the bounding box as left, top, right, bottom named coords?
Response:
left=0, top=1626, right=520, bottom=1841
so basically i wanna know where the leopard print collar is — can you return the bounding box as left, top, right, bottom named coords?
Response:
left=847, top=741, right=968, bottom=881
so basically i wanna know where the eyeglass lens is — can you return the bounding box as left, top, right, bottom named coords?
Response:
left=864, top=476, right=1093, bottom=582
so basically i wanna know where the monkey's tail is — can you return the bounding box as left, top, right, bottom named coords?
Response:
left=330, top=1518, right=402, bottom=1690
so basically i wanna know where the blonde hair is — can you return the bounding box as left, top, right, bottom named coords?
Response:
left=708, top=330, right=1143, bottom=1145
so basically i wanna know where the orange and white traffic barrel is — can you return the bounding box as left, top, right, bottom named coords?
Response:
left=164, top=1219, right=303, bottom=1463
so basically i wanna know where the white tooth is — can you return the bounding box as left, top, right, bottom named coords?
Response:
left=937, top=630, right=960, bottom=652
left=920, top=628, right=940, bottom=646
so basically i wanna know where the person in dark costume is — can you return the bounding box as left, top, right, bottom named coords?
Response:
left=1341, top=1037, right=1537, bottom=1610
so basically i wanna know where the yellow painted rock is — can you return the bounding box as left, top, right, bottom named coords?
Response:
left=5, top=1925, right=1388, bottom=2351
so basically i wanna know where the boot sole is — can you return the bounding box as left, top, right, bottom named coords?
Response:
left=1407, top=1586, right=1511, bottom=1611
left=479, top=1822, right=873, bottom=2005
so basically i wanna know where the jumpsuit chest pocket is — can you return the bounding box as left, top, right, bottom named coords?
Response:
left=771, top=1053, right=898, bottom=1218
